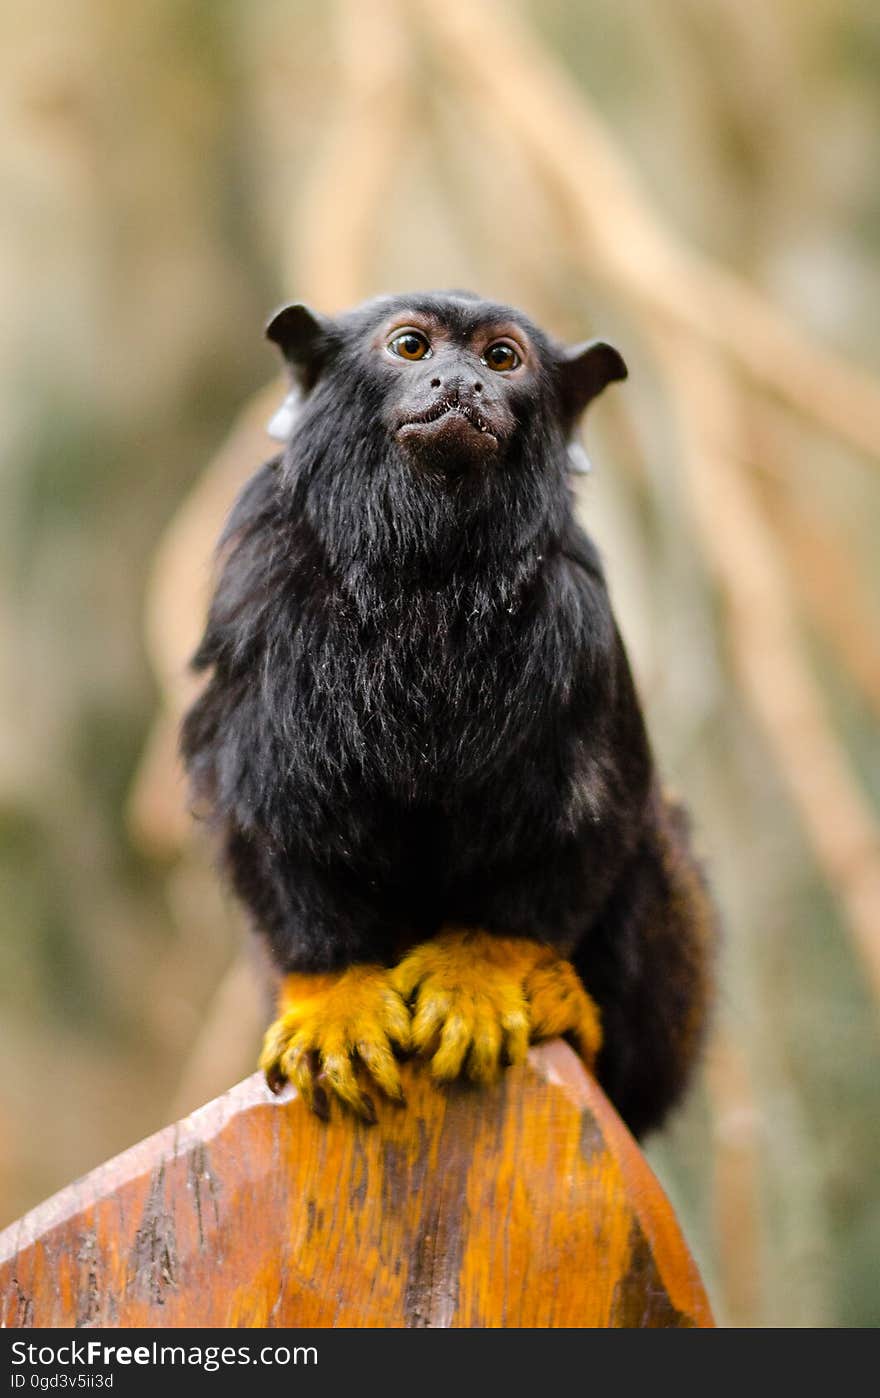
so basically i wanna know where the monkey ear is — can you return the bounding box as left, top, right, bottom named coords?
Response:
left=265, top=302, right=331, bottom=391
left=559, top=339, right=627, bottom=418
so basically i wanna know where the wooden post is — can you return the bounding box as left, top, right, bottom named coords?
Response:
left=0, top=1042, right=713, bottom=1328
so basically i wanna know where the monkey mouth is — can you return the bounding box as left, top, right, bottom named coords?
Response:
left=396, top=397, right=499, bottom=449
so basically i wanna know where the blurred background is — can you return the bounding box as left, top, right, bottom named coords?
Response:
left=2, top=0, right=879, bottom=1327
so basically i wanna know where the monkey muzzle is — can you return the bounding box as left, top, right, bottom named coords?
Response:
left=396, top=394, right=501, bottom=467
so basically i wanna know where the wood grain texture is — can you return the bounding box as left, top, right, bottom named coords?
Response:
left=0, top=1042, right=713, bottom=1328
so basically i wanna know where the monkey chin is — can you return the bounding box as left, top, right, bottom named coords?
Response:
left=396, top=411, right=500, bottom=471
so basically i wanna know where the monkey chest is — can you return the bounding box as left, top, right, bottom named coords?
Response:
left=291, top=604, right=577, bottom=806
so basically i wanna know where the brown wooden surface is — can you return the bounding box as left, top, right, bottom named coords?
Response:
left=0, top=1042, right=713, bottom=1328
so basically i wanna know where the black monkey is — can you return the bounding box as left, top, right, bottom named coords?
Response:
left=181, top=291, right=715, bottom=1138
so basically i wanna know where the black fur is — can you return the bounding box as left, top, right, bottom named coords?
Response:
left=181, top=291, right=715, bottom=1137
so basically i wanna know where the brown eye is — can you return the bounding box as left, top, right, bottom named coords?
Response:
left=389, top=330, right=431, bottom=361
left=483, top=341, right=520, bottom=372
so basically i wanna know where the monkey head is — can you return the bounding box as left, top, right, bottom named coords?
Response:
left=265, top=291, right=626, bottom=572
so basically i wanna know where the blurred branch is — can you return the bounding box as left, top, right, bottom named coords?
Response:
left=658, top=336, right=880, bottom=1003
left=419, top=0, right=880, bottom=463
left=749, top=404, right=880, bottom=721
left=169, top=947, right=266, bottom=1120
left=292, top=0, right=413, bottom=307
left=772, top=494, right=880, bottom=718
left=705, top=1025, right=763, bottom=1326
left=127, top=381, right=281, bottom=855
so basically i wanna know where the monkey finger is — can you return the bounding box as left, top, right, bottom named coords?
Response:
left=286, top=1047, right=330, bottom=1121
left=379, top=988, right=413, bottom=1051
left=389, top=953, right=432, bottom=1002
left=431, top=1010, right=473, bottom=1081
left=262, top=1059, right=287, bottom=1095
left=259, top=1016, right=293, bottom=1079
left=311, top=1080, right=331, bottom=1122
left=526, top=963, right=577, bottom=1038
left=501, top=1007, right=530, bottom=1067
left=356, top=1036, right=405, bottom=1102
left=567, top=998, right=603, bottom=1067
left=525, top=961, right=602, bottom=1064
left=259, top=1027, right=294, bottom=1093
left=410, top=990, right=452, bottom=1052
left=466, top=1011, right=503, bottom=1084
left=321, top=1049, right=377, bottom=1122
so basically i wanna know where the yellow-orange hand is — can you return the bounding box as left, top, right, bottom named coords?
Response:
left=391, top=927, right=601, bottom=1084
left=259, top=965, right=410, bottom=1121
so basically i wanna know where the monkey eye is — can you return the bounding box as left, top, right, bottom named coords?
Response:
left=483, top=341, right=520, bottom=372
left=388, top=330, right=431, bottom=361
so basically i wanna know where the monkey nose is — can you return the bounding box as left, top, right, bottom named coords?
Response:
left=429, top=375, right=484, bottom=398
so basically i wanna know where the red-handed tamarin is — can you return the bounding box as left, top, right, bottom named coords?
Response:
left=181, top=291, right=716, bottom=1137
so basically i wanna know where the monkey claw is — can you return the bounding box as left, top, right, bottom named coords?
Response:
left=391, top=927, right=602, bottom=1084
left=260, top=965, right=411, bottom=1121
